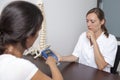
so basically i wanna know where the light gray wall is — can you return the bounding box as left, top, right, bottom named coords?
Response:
left=102, top=0, right=120, bottom=38
left=0, top=0, right=40, bottom=13
left=43, top=0, right=97, bottom=55
left=0, top=0, right=97, bottom=56
left=0, top=0, right=15, bottom=13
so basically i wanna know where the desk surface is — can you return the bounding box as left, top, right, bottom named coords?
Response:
left=23, top=55, right=120, bottom=80
left=60, top=62, right=120, bottom=80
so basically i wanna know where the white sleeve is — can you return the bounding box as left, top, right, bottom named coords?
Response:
left=72, top=32, right=85, bottom=57
left=102, top=36, right=118, bottom=67
left=15, top=59, right=38, bottom=80
left=72, top=36, right=82, bottom=57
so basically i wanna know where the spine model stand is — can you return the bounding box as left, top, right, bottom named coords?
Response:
left=23, top=1, right=49, bottom=58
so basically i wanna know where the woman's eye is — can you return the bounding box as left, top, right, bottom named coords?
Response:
left=91, top=20, right=95, bottom=23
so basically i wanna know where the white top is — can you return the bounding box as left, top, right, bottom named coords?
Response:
left=117, top=41, right=120, bottom=45
left=72, top=32, right=117, bottom=72
left=0, top=54, right=38, bottom=80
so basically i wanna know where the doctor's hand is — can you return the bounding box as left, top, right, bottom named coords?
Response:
left=86, top=30, right=96, bottom=44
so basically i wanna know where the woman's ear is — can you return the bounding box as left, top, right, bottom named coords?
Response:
left=26, top=36, right=30, bottom=42
left=26, top=32, right=39, bottom=48
left=26, top=36, right=32, bottom=48
left=26, top=36, right=36, bottom=48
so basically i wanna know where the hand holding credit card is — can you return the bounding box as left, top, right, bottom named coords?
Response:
left=41, top=48, right=60, bottom=65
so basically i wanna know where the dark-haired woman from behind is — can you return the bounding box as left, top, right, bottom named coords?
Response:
left=0, top=1, right=63, bottom=80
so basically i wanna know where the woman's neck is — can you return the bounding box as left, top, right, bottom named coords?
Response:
left=5, top=43, right=25, bottom=58
left=95, top=30, right=103, bottom=39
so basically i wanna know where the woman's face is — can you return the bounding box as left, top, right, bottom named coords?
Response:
left=86, top=13, right=104, bottom=33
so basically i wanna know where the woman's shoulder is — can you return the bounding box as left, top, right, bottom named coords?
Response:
left=0, top=54, right=17, bottom=61
left=15, top=56, right=36, bottom=67
left=0, top=54, right=35, bottom=66
left=77, top=32, right=87, bottom=42
left=79, top=32, right=86, bottom=37
left=109, top=34, right=116, bottom=39
left=103, top=33, right=117, bottom=44
left=107, top=34, right=117, bottom=42
left=0, top=55, right=38, bottom=80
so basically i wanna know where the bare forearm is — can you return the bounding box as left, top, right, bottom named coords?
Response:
left=93, top=41, right=107, bottom=70
left=87, top=30, right=108, bottom=70
left=49, top=64, right=63, bottom=80
left=60, top=55, right=78, bottom=62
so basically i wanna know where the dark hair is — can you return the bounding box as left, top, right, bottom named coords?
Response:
left=86, top=8, right=109, bottom=37
left=0, top=1, right=43, bottom=55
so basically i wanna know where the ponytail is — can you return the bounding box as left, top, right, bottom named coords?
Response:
left=101, top=24, right=109, bottom=38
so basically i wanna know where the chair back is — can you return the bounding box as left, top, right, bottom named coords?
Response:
left=111, top=45, right=120, bottom=74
